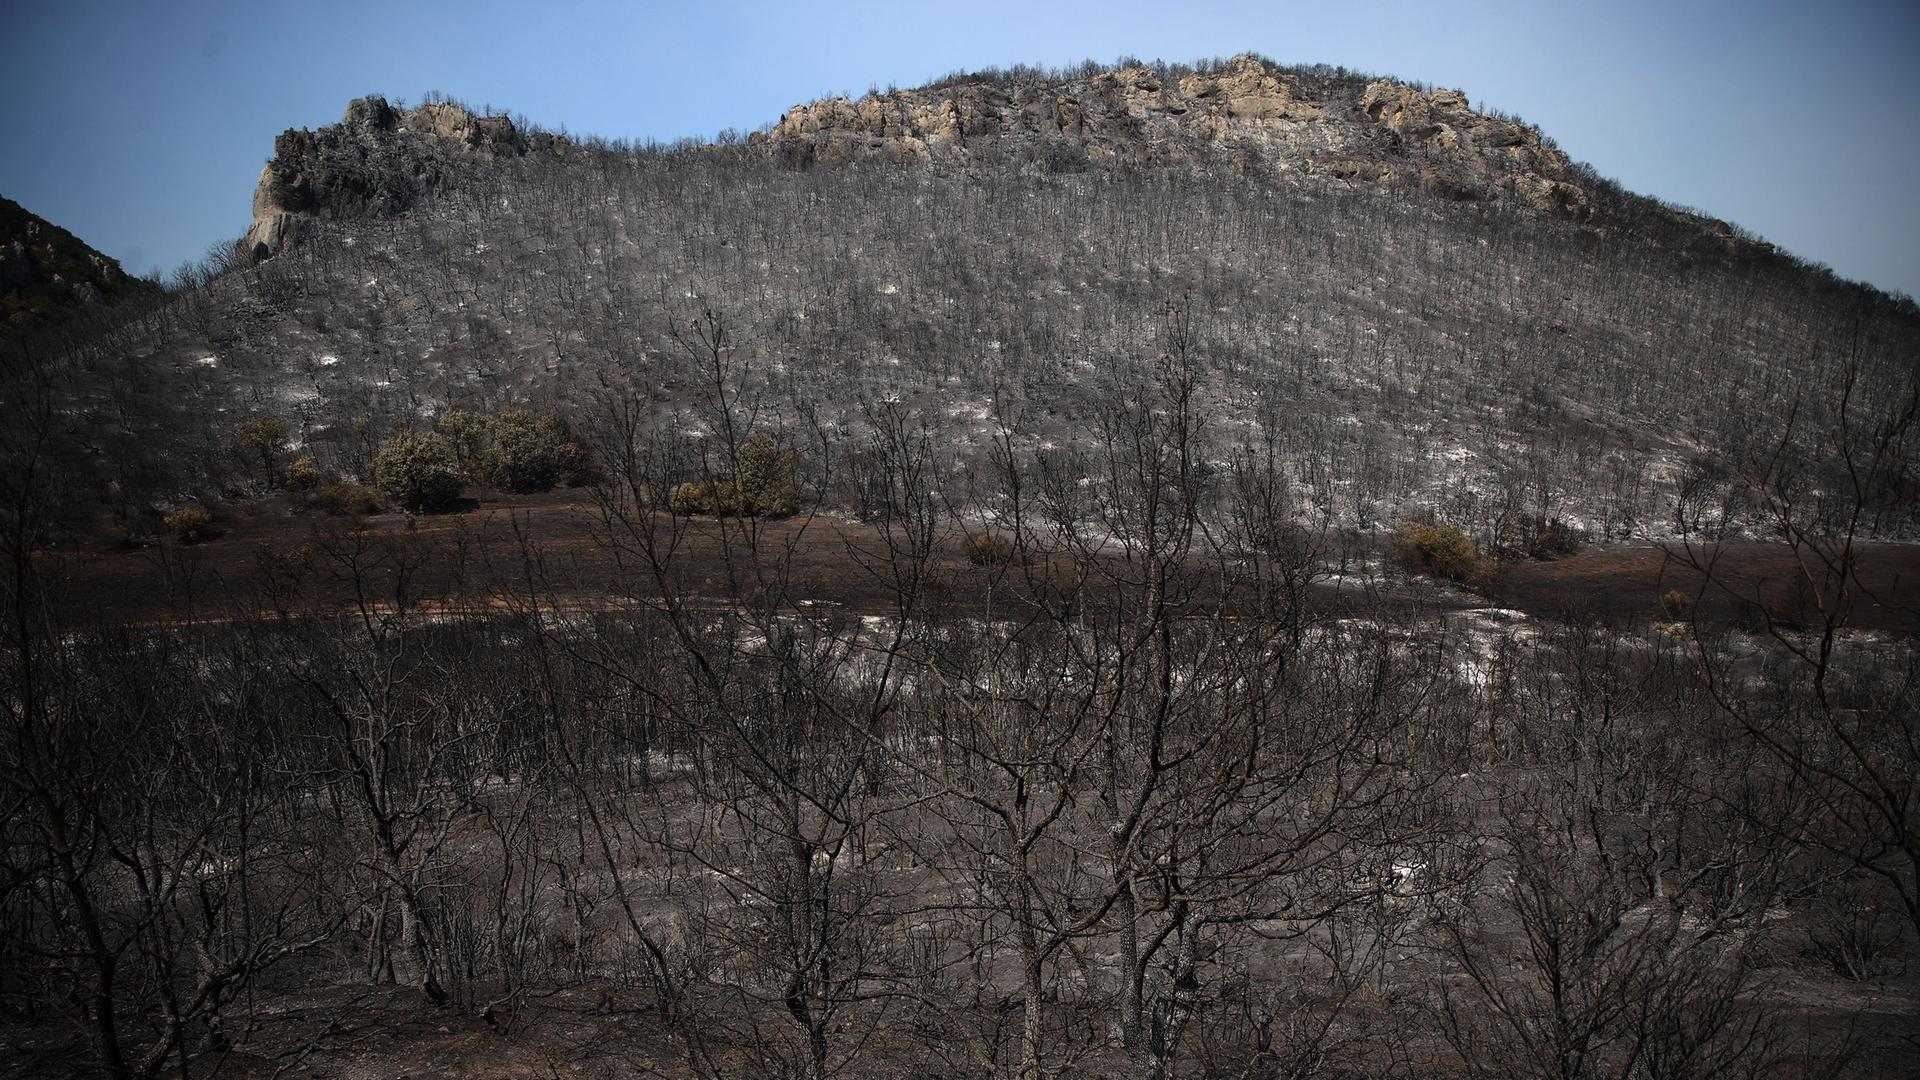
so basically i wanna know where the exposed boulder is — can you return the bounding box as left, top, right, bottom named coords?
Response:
left=343, top=96, right=399, bottom=132
left=1362, top=81, right=1442, bottom=137
left=1179, top=55, right=1324, bottom=124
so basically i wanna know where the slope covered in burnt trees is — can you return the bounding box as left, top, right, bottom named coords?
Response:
left=0, top=196, right=161, bottom=341
left=8, top=54, right=1917, bottom=547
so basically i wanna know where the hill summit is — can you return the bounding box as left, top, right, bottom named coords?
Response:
left=239, top=54, right=1744, bottom=272
left=756, top=54, right=1592, bottom=219
left=246, top=95, right=566, bottom=259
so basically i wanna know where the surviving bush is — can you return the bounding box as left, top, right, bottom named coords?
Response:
left=236, top=417, right=289, bottom=488
left=372, top=432, right=464, bottom=512
left=1392, top=521, right=1480, bottom=580
left=731, top=436, right=798, bottom=517
left=162, top=505, right=214, bottom=543
left=435, top=409, right=597, bottom=492
left=670, top=437, right=798, bottom=518
left=480, top=410, right=596, bottom=492
left=435, top=409, right=492, bottom=471
left=284, top=455, right=321, bottom=493
left=311, top=481, right=382, bottom=517
left=1491, top=512, right=1584, bottom=560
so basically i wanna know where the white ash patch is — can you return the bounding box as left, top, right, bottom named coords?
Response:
left=945, top=400, right=993, bottom=423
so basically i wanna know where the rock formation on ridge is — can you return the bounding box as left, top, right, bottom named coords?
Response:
left=246, top=96, right=564, bottom=259
left=755, top=54, right=1591, bottom=219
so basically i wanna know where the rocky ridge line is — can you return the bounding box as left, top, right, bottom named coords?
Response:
left=754, top=54, right=1591, bottom=219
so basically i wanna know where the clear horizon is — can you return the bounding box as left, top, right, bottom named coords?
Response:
left=5, top=0, right=1918, bottom=299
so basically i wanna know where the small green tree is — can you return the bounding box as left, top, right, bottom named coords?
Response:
left=477, top=409, right=595, bottom=491
left=732, top=436, right=797, bottom=517
left=284, top=456, right=321, bottom=493
left=536, top=413, right=599, bottom=486
left=965, top=531, right=1015, bottom=566
left=372, top=432, right=464, bottom=512
left=670, top=481, right=714, bottom=516
left=667, top=439, right=798, bottom=518
left=435, top=409, right=490, bottom=472
left=435, top=408, right=598, bottom=492
left=313, top=482, right=381, bottom=517
left=236, top=417, right=289, bottom=488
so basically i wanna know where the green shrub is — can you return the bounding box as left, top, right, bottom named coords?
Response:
left=668, top=438, right=798, bottom=518
left=731, top=437, right=797, bottom=517
left=1392, top=522, right=1479, bottom=581
left=435, top=409, right=491, bottom=471
left=284, top=456, right=322, bottom=493
left=89, top=519, right=135, bottom=551
left=372, top=432, right=464, bottom=512
left=435, top=408, right=598, bottom=492
left=669, top=479, right=752, bottom=516
left=1492, top=513, right=1584, bottom=560
left=163, top=506, right=214, bottom=543
left=670, top=480, right=715, bottom=516
left=477, top=410, right=597, bottom=491
left=312, top=482, right=382, bottom=517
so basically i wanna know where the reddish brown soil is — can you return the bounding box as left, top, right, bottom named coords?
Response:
left=1487, top=540, right=1920, bottom=634
left=46, top=489, right=1044, bottom=627
left=38, top=490, right=1920, bottom=634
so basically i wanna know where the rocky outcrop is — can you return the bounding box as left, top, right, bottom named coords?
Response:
left=1179, top=58, right=1324, bottom=126
left=756, top=54, right=1590, bottom=222
left=246, top=97, right=563, bottom=259
left=1359, top=80, right=1586, bottom=218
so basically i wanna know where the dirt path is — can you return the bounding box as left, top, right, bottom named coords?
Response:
left=38, top=491, right=1920, bottom=633
left=1487, top=540, right=1920, bottom=634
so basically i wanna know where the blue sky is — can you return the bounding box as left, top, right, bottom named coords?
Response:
left=5, top=0, right=1918, bottom=298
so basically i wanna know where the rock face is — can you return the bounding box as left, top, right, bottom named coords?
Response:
left=755, top=54, right=1590, bottom=221
left=1179, top=60, right=1325, bottom=126
left=246, top=97, right=563, bottom=259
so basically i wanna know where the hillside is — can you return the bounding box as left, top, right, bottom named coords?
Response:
left=9, top=55, right=1918, bottom=547
left=5, top=53, right=1918, bottom=1080
left=0, top=195, right=161, bottom=339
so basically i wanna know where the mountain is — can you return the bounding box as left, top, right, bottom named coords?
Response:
left=9, top=54, right=1918, bottom=544
left=0, top=195, right=161, bottom=339
left=5, top=54, right=1918, bottom=1080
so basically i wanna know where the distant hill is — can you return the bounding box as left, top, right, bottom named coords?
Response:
left=0, top=196, right=160, bottom=340
left=9, top=56, right=1917, bottom=543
